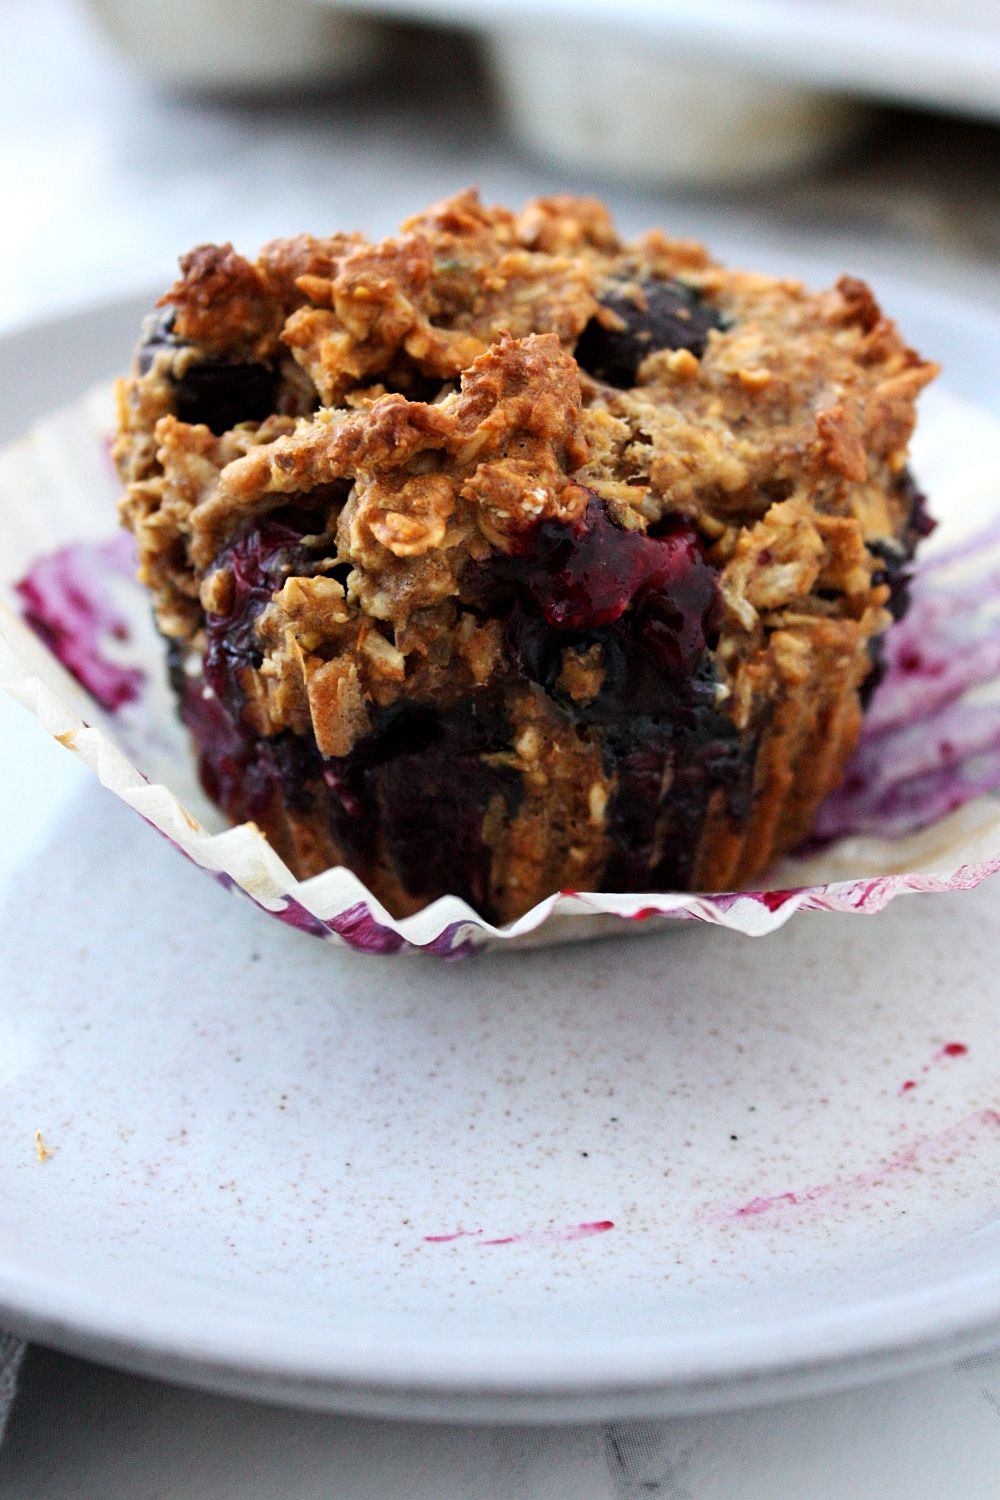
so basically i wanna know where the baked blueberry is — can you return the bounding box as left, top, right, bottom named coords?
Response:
left=136, top=310, right=279, bottom=435
left=574, top=277, right=725, bottom=384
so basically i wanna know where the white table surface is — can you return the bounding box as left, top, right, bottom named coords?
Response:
left=3, top=0, right=1000, bottom=1492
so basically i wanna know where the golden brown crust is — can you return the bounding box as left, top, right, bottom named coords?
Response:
left=114, top=191, right=938, bottom=920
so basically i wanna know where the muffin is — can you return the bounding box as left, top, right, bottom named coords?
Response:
left=114, top=191, right=937, bottom=923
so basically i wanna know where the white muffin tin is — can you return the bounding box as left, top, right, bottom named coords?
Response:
left=347, top=0, right=1000, bottom=185
left=86, top=0, right=1000, bottom=184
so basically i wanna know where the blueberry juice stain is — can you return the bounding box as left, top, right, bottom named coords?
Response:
left=172, top=512, right=522, bottom=918
left=170, top=514, right=321, bottom=827
left=173, top=491, right=750, bottom=917
left=14, top=537, right=144, bottom=712
left=469, top=493, right=750, bottom=893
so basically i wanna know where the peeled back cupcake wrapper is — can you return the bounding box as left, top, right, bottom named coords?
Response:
left=2, top=381, right=1000, bottom=957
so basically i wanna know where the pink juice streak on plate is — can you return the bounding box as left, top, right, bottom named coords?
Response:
left=897, top=1039, right=969, bottom=1095
left=423, top=1230, right=484, bottom=1243
left=713, top=1110, right=1000, bottom=1221
left=424, top=1221, right=614, bottom=1246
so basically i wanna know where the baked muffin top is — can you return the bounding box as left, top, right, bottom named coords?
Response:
left=116, top=189, right=937, bottom=766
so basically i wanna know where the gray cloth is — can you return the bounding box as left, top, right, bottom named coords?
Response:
left=0, top=1336, right=25, bottom=1444
left=3, top=1343, right=1000, bottom=1497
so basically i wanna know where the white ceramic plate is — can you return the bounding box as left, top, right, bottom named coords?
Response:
left=1, top=281, right=1000, bottom=1421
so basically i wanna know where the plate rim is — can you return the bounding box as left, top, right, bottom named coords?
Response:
left=5, top=1254, right=1000, bottom=1420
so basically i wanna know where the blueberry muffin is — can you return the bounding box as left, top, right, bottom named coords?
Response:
left=114, top=191, right=937, bottom=922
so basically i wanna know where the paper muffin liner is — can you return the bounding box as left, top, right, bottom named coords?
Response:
left=3, top=382, right=1000, bottom=957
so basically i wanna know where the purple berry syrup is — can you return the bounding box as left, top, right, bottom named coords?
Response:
left=13, top=534, right=144, bottom=712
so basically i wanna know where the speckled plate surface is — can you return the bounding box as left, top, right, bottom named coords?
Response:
left=0, top=287, right=1000, bottom=1419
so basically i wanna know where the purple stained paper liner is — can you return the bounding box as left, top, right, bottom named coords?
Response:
left=3, top=383, right=1000, bottom=957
